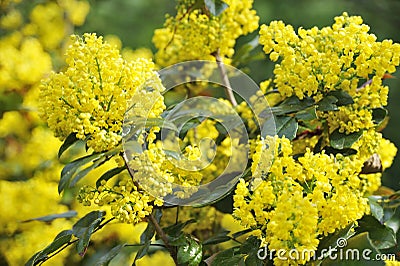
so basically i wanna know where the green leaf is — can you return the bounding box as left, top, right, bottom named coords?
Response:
left=59, top=153, right=104, bottom=194
left=204, top=0, right=229, bottom=16
left=95, top=244, right=126, bottom=266
left=22, top=210, right=77, bottom=223
left=72, top=211, right=105, bottom=238
left=244, top=252, right=263, bottom=266
left=316, top=223, right=355, bottom=255
left=326, top=90, right=354, bottom=106
left=177, top=237, right=202, bottom=266
left=96, top=167, right=126, bottom=188
left=329, top=129, right=363, bottom=149
left=372, top=108, right=388, bottom=125
left=239, top=236, right=261, bottom=254
left=26, top=230, right=73, bottom=265
left=203, top=231, right=231, bottom=245
left=357, top=215, right=396, bottom=249
left=163, top=219, right=196, bottom=237
left=271, top=96, right=314, bottom=115
left=317, top=95, right=338, bottom=111
left=275, top=116, right=298, bottom=140
left=210, top=248, right=244, bottom=266
left=140, top=222, right=156, bottom=244
left=72, top=211, right=105, bottom=256
left=322, top=147, right=357, bottom=156
left=368, top=196, right=384, bottom=222
left=58, top=133, right=79, bottom=159
left=179, top=117, right=204, bottom=139
left=134, top=241, right=151, bottom=262
left=232, top=229, right=252, bottom=239
left=295, top=106, right=317, bottom=121
left=59, top=148, right=120, bottom=194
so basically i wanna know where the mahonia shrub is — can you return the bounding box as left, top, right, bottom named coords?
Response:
left=2, top=0, right=400, bottom=266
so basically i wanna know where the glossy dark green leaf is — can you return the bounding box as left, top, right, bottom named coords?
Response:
left=357, top=215, right=396, bottom=249
left=69, top=157, right=108, bottom=188
left=231, top=229, right=252, bottom=239
left=177, top=237, right=202, bottom=265
left=210, top=248, right=244, bottom=266
left=295, top=106, right=317, bottom=121
left=368, top=196, right=384, bottom=222
left=327, top=90, right=354, bottom=106
left=72, top=211, right=105, bottom=256
left=245, top=252, right=264, bottom=266
left=22, top=210, right=77, bottom=223
left=323, top=147, right=357, bottom=156
left=96, top=167, right=126, bottom=188
left=163, top=219, right=196, bottom=237
left=329, top=129, right=363, bottom=149
left=58, top=133, right=79, bottom=159
left=72, top=211, right=105, bottom=238
left=26, top=230, right=73, bottom=265
left=271, top=96, right=314, bottom=115
left=239, top=236, right=261, bottom=254
left=140, top=222, right=156, bottom=245
left=204, top=0, right=229, bottom=16
left=317, top=95, right=338, bottom=111
left=59, top=153, right=104, bottom=194
left=317, top=223, right=355, bottom=253
left=134, top=241, right=151, bottom=262
left=94, top=244, right=126, bottom=266
left=372, top=108, right=388, bottom=125
left=275, top=116, right=298, bottom=140
left=203, top=231, right=231, bottom=245
left=179, top=117, right=204, bottom=139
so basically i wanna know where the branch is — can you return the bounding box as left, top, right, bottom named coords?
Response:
left=148, top=213, right=179, bottom=265
left=213, top=49, right=238, bottom=107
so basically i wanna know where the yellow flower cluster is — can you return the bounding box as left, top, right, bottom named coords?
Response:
left=152, top=0, right=259, bottom=66
left=233, top=135, right=393, bottom=264
left=259, top=13, right=400, bottom=134
left=39, top=33, right=166, bottom=152
left=78, top=177, right=163, bottom=224
left=260, top=12, right=400, bottom=100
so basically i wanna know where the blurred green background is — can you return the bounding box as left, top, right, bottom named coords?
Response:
left=79, top=0, right=400, bottom=189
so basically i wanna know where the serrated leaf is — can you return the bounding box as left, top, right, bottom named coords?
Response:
left=22, top=210, right=77, bottom=223
left=357, top=215, right=397, bottom=249
left=95, top=244, right=126, bottom=266
left=204, top=0, right=229, bottom=16
left=96, top=167, right=126, bottom=188
left=58, top=133, right=79, bottom=159
left=177, top=237, right=202, bottom=266
left=317, top=95, right=338, bottom=111
left=275, top=116, right=298, bottom=140
left=329, top=129, right=363, bottom=149
left=326, top=90, right=354, bottom=106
